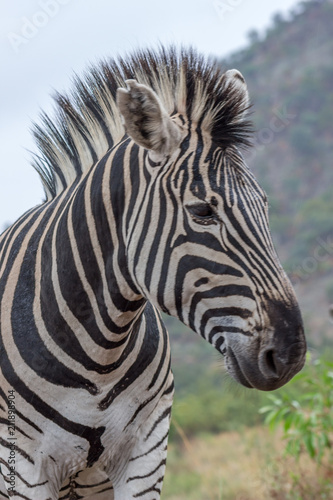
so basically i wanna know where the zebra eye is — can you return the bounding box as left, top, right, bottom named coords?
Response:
left=187, top=203, right=216, bottom=224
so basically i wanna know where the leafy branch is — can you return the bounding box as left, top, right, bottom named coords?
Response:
left=260, top=356, right=333, bottom=464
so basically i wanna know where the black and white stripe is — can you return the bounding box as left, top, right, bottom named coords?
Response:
left=0, top=47, right=306, bottom=499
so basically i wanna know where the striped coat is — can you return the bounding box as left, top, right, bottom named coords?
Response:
left=0, top=47, right=306, bottom=499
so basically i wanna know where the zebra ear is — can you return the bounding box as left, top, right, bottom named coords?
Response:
left=116, top=79, right=182, bottom=156
left=224, top=69, right=250, bottom=121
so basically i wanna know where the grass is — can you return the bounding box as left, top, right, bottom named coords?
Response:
left=162, top=426, right=333, bottom=500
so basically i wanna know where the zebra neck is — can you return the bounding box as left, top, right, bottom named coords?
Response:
left=40, top=147, right=146, bottom=348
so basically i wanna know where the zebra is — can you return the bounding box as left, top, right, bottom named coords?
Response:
left=0, top=47, right=306, bottom=499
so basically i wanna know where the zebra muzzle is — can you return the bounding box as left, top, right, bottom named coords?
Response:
left=225, top=309, right=306, bottom=391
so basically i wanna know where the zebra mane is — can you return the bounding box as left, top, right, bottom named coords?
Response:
left=32, top=46, right=253, bottom=201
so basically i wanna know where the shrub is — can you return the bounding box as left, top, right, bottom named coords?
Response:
left=260, top=355, right=333, bottom=464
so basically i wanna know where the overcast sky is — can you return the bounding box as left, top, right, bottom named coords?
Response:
left=1, top=0, right=301, bottom=231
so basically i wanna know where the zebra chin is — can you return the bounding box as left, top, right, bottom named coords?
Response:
left=225, top=333, right=306, bottom=392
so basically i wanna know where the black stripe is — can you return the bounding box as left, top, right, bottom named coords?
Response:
left=129, top=430, right=169, bottom=462
left=127, top=459, right=166, bottom=482
left=133, top=477, right=163, bottom=497
left=123, top=357, right=171, bottom=431
left=0, top=348, right=105, bottom=467
left=99, top=303, right=160, bottom=410
left=188, top=284, right=255, bottom=331
left=200, top=307, right=252, bottom=338
left=0, top=387, right=42, bottom=434
left=144, top=408, right=171, bottom=442
left=11, top=255, right=98, bottom=391
left=174, top=256, right=243, bottom=323
left=208, top=326, right=252, bottom=345
left=0, top=438, right=34, bottom=465
left=7, top=218, right=99, bottom=391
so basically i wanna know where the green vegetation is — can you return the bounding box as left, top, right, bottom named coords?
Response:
left=260, top=356, right=333, bottom=464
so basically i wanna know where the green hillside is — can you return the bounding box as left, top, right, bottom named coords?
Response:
left=167, top=0, right=333, bottom=439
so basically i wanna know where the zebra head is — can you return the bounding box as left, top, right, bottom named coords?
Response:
left=117, top=56, right=306, bottom=392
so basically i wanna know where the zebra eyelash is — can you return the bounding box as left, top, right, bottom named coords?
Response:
left=186, top=202, right=218, bottom=225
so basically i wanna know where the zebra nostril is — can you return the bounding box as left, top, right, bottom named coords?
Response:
left=265, top=349, right=278, bottom=376
left=259, top=348, right=279, bottom=378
